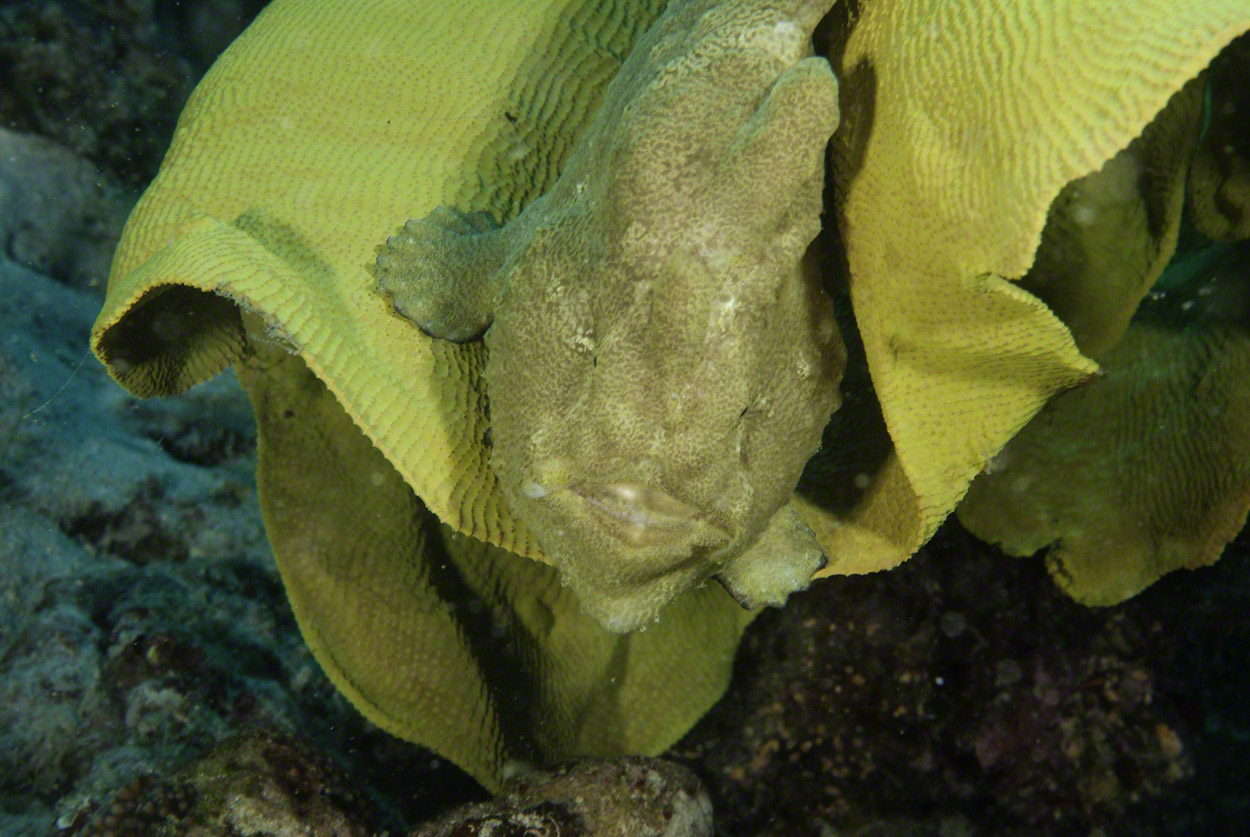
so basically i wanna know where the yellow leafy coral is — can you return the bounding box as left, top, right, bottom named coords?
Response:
left=93, top=0, right=759, bottom=791
left=799, top=0, right=1250, bottom=589
left=90, top=0, right=1250, bottom=791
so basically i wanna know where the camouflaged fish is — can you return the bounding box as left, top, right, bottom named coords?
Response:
left=377, top=0, right=844, bottom=632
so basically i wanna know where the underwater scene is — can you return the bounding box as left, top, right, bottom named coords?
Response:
left=1, top=0, right=1248, bottom=834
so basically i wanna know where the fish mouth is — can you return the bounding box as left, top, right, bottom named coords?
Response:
left=514, top=479, right=736, bottom=630
left=565, top=481, right=728, bottom=548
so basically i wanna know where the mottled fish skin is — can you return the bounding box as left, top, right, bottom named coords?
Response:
left=379, top=0, right=844, bottom=632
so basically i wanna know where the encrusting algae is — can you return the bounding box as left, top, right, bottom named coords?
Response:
left=90, top=0, right=1250, bottom=791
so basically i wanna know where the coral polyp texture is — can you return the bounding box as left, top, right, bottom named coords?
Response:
left=91, top=0, right=1250, bottom=793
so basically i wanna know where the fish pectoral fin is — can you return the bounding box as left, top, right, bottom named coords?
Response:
left=375, top=205, right=512, bottom=342
left=715, top=503, right=825, bottom=610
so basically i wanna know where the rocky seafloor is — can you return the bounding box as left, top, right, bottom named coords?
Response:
left=2, top=2, right=1248, bottom=834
